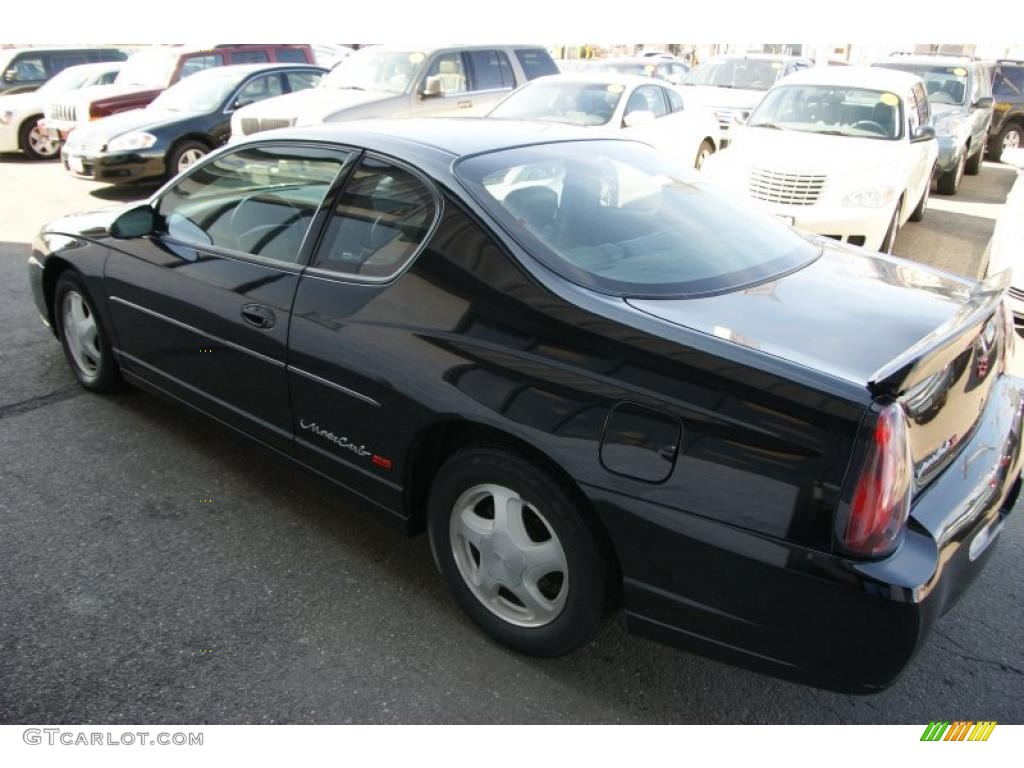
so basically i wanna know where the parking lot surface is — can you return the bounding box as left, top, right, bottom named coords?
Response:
left=1, top=154, right=1022, bottom=724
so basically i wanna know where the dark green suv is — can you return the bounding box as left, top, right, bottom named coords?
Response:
left=986, top=59, right=1024, bottom=162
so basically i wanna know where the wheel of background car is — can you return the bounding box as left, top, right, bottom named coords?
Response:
left=18, top=114, right=60, bottom=161
left=965, top=143, right=984, bottom=176
left=880, top=201, right=901, bottom=254
left=166, top=139, right=208, bottom=178
left=694, top=139, right=714, bottom=170
left=936, top=151, right=966, bottom=195
left=909, top=175, right=930, bottom=223
left=851, top=120, right=886, bottom=136
left=427, top=445, right=610, bottom=657
left=55, top=271, right=120, bottom=393
left=990, top=123, right=1021, bottom=163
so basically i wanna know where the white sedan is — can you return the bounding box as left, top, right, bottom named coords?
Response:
left=488, top=73, right=720, bottom=169
left=702, top=66, right=938, bottom=253
left=0, top=61, right=121, bottom=160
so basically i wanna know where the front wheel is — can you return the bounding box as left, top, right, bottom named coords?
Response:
left=428, top=446, right=610, bottom=657
left=18, top=115, right=60, bottom=160
left=55, top=272, right=120, bottom=393
left=166, top=140, right=208, bottom=179
left=989, top=123, right=1021, bottom=163
left=936, top=150, right=966, bottom=195
left=694, top=139, right=715, bottom=170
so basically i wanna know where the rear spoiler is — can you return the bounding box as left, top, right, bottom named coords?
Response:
left=868, top=269, right=1011, bottom=397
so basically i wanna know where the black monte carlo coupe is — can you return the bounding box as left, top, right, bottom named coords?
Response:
left=29, top=118, right=1023, bottom=693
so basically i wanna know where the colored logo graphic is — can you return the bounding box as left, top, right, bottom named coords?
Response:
left=920, top=721, right=996, bottom=741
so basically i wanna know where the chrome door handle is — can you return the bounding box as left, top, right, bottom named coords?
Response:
left=457, top=99, right=473, bottom=109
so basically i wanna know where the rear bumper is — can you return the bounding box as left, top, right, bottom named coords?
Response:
left=588, top=374, right=1024, bottom=693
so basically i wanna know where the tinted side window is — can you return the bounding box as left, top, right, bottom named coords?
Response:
left=426, top=52, right=468, bottom=95
left=993, top=66, right=1024, bottom=98
left=47, top=52, right=91, bottom=73
left=231, top=50, right=269, bottom=64
left=234, top=74, right=283, bottom=108
left=515, top=48, right=559, bottom=80
left=97, top=70, right=119, bottom=85
left=158, top=146, right=346, bottom=264
left=665, top=87, right=685, bottom=112
left=314, top=157, right=436, bottom=279
left=8, top=54, right=46, bottom=82
left=180, top=53, right=224, bottom=79
left=286, top=71, right=322, bottom=91
left=626, top=85, right=668, bottom=118
left=275, top=49, right=309, bottom=64
left=467, top=49, right=514, bottom=91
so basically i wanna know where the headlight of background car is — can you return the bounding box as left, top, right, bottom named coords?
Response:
left=106, top=132, right=157, bottom=152
left=842, top=185, right=899, bottom=209
left=0, top=110, right=13, bottom=125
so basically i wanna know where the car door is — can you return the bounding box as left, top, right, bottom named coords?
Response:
left=621, top=85, right=680, bottom=156
left=461, top=49, right=517, bottom=114
left=905, top=84, right=933, bottom=219
left=219, top=73, right=287, bottom=146
left=104, top=143, right=351, bottom=452
left=970, top=66, right=993, bottom=146
left=287, top=153, right=440, bottom=514
left=410, top=51, right=473, bottom=116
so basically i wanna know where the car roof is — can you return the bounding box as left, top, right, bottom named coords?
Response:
left=357, top=43, right=546, bottom=55
left=523, top=71, right=668, bottom=88
left=260, top=117, right=630, bottom=158
left=774, top=65, right=922, bottom=92
left=183, top=62, right=324, bottom=78
left=873, top=54, right=977, bottom=68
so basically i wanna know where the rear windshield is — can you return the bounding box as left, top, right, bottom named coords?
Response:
left=456, top=140, right=819, bottom=298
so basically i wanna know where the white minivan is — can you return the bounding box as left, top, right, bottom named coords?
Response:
left=702, top=66, right=938, bottom=253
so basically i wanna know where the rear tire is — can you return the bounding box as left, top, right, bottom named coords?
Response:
left=55, top=272, right=120, bottom=393
left=427, top=445, right=609, bottom=657
left=18, top=115, right=60, bottom=160
left=965, top=143, right=984, bottom=176
left=694, top=139, right=715, bottom=170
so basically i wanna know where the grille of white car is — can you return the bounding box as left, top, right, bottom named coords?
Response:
left=714, top=108, right=735, bottom=131
left=748, top=168, right=826, bottom=206
left=240, top=117, right=296, bottom=136
left=48, top=103, right=78, bottom=122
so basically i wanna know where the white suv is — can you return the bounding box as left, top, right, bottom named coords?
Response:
left=702, top=66, right=938, bottom=253
left=230, top=44, right=558, bottom=140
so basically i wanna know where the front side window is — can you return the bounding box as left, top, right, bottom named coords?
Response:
left=747, top=85, right=904, bottom=140
left=313, top=157, right=437, bottom=279
left=286, top=71, right=322, bottom=91
left=515, top=48, right=559, bottom=80
left=456, top=140, right=818, bottom=298
left=466, top=49, right=514, bottom=91
left=993, top=66, right=1024, bottom=98
left=8, top=55, right=46, bottom=82
left=684, top=57, right=783, bottom=91
left=180, top=54, right=224, bottom=80
left=425, top=52, right=468, bottom=95
left=157, top=146, right=347, bottom=264
left=490, top=81, right=624, bottom=126
left=233, top=74, right=284, bottom=109
left=625, top=85, right=668, bottom=118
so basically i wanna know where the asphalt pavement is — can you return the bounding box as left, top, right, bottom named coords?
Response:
left=1, top=154, right=1022, bottom=724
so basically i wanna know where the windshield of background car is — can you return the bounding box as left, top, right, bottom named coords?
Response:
left=490, top=81, right=625, bottom=126
left=876, top=63, right=968, bottom=105
left=151, top=68, right=243, bottom=112
left=37, top=67, right=94, bottom=93
left=684, top=58, right=782, bottom=90
left=456, top=140, right=819, bottom=298
left=321, top=49, right=423, bottom=94
left=602, top=62, right=657, bottom=78
left=115, top=49, right=177, bottom=88
left=748, top=85, right=904, bottom=139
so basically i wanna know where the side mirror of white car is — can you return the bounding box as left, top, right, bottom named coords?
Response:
left=623, top=110, right=655, bottom=128
left=1001, top=147, right=1024, bottom=171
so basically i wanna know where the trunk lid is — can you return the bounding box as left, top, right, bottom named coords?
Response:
left=628, top=243, right=1010, bottom=489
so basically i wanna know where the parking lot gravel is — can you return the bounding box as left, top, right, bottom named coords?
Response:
left=1, top=153, right=1022, bottom=724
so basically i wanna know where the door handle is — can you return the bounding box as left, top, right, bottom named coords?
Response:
left=241, top=303, right=276, bottom=329
left=456, top=99, right=473, bottom=109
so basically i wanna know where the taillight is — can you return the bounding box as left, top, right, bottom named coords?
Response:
left=837, top=402, right=913, bottom=558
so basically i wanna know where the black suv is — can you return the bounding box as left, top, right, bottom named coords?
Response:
left=0, top=47, right=127, bottom=95
left=987, top=59, right=1024, bottom=162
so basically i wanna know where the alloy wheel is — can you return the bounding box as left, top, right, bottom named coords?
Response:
left=28, top=125, right=59, bottom=158
left=1005, top=128, right=1021, bottom=152
left=177, top=148, right=206, bottom=173
left=61, top=290, right=101, bottom=376
left=449, top=483, right=569, bottom=628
